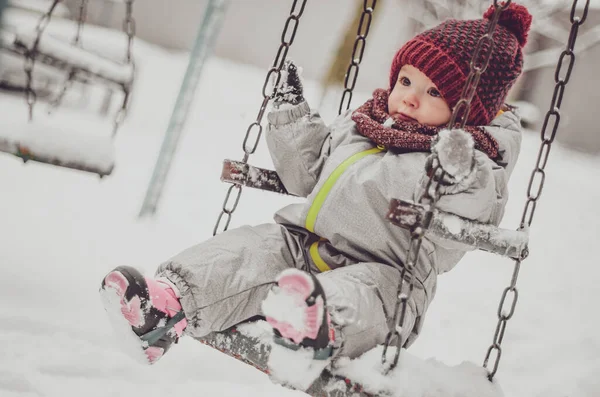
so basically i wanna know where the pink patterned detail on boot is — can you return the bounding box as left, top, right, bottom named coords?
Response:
left=327, top=313, right=335, bottom=343
left=104, top=271, right=144, bottom=328
left=264, top=270, right=324, bottom=344
left=145, top=346, right=165, bottom=364
left=279, top=271, right=313, bottom=300
left=145, top=278, right=187, bottom=337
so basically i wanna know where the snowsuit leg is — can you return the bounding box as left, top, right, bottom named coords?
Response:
left=155, top=223, right=308, bottom=338
left=317, top=263, right=417, bottom=359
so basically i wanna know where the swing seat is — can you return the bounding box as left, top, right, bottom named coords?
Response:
left=1, top=48, right=65, bottom=94
left=2, top=29, right=134, bottom=88
left=0, top=98, right=115, bottom=176
left=196, top=320, right=504, bottom=397
left=7, top=0, right=71, bottom=18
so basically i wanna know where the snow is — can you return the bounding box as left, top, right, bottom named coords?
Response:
left=0, top=37, right=65, bottom=81
left=12, top=29, right=134, bottom=85
left=389, top=199, right=529, bottom=258
left=433, top=128, right=475, bottom=181
left=262, top=286, right=312, bottom=340
left=99, top=284, right=152, bottom=365
left=0, top=96, right=115, bottom=175
left=433, top=209, right=529, bottom=258
left=7, top=0, right=70, bottom=17
left=443, top=215, right=463, bottom=235
left=1, top=9, right=600, bottom=397
left=236, top=320, right=274, bottom=343
left=546, top=0, right=600, bottom=10
left=268, top=342, right=331, bottom=391
left=334, top=348, right=503, bottom=397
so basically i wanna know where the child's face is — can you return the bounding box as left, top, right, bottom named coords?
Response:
left=388, top=65, right=452, bottom=127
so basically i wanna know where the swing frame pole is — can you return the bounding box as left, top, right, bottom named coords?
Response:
left=0, top=0, right=6, bottom=28
left=138, top=0, right=229, bottom=217
left=0, top=0, right=5, bottom=67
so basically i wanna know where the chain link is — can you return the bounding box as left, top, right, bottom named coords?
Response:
left=49, top=0, right=88, bottom=111
left=484, top=0, right=589, bottom=380
left=448, top=2, right=506, bottom=128
left=382, top=168, right=442, bottom=369
left=113, top=0, right=136, bottom=135
left=24, top=0, right=61, bottom=121
left=25, top=0, right=135, bottom=135
left=382, top=0, right=510, bottom=373
left=213, top=0, right=307, bottom=236
left=123, top=0, right=136, bottom=63
left=73, top=0, right=88, bottom=46
left=338, top=0, right=376, bottom=115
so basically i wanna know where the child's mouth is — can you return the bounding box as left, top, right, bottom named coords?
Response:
left=397, top=112, right=417, bottom=122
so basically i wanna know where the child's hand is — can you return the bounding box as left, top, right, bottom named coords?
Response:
left=426, top=129, right=476, bottom=187
left=272, top=59, right=305, bottom=107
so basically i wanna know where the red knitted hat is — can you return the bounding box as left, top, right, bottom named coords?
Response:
left=389, top=3, right=533, bottom=126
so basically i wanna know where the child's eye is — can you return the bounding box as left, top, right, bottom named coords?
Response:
left=428, top=88, right=442, bottom=98
left=399, top=77, right=410, bottom=86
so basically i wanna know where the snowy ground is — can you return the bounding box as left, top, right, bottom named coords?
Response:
left=1, top=11, right=600, bottom=397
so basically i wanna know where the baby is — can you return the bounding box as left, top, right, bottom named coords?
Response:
left=100, top=1, right=531, bottom=389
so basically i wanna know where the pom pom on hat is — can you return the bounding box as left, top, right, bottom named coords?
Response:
left=484, top=2, right=533, bottom=47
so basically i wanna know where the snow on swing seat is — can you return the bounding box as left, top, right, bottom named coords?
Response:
left=5, top=29, right=134, bottom=87
left=200, top=321, right=504, bottom=397
left=0, top=97, right=115, bottom=176
left=332, top=347, right=503, bottom=397
left=7, top=0, right=71, bottom=18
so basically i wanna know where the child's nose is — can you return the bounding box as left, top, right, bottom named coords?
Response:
left=403, top=91, right=419, bottom=108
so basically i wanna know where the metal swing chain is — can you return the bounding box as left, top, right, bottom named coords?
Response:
left=112, top=0, right=136, bottom=136
left=123, top=0, right=136, bottom=64
left=24, top=0, right=61, bottom=121
left=49, top=0, right=88, bottom=110
left=483, top=0, right=590, bottom=381
left=381, top=162, right=444, bottom=371
left=338, top=0, right=377, bottom=115
left=381, top=0, right=511, bottom=372
left=212, top=0, right=308, bottom=236
left=73, top=0, right=88, bottom=46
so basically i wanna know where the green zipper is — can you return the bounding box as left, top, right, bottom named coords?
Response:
left=305, top=146, right=384, bottom=233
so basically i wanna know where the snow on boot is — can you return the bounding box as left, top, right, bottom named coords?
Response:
left=262, top=269, right=334, bottom=390
left=99, top=266, right=187, bottom=364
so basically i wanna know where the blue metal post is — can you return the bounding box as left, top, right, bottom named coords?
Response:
left=139, top=0, right=229, bottom=217
left=0, top=0, right=6, bottom=33
left=0, top=0, right=7, bottom=68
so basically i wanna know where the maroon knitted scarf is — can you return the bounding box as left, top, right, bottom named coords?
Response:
left=351, top=89, right=500, bottom=160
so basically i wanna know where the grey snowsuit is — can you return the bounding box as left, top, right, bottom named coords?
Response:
left=156, top=100, right=522, bottom=359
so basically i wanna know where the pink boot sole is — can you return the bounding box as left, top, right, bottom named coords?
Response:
left=263, top=269, right=325, bottom=345
left=100, top=270, right=165, bottom=364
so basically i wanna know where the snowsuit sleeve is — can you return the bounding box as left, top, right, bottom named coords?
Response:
left=416, top=111, right=523, bottom=230
left=266, top=101, right=332, bottom=197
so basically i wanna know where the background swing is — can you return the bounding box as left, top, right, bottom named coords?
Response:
left=192, top=0, right=592, bottom=396
left=0, top=0, right=136, bottom=176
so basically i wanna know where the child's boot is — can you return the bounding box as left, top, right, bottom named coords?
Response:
left=261, top=268, right=334, bottom=390
left=99, top=266, right=187, bottom=364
